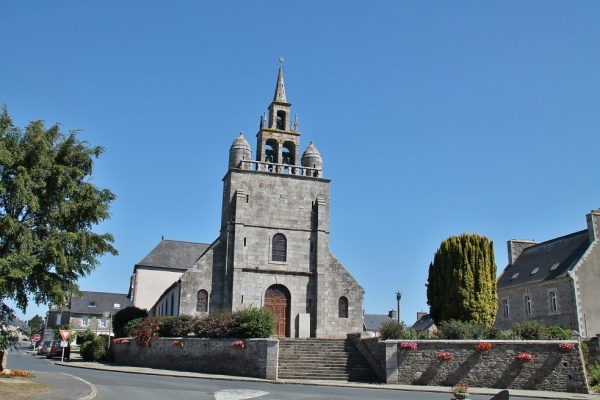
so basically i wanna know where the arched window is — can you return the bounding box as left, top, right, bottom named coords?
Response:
left=272, top=233, right=287, bottom=262
left=339, top=296, right=348, bottom=318
left=196, top=289, right=208, bottom=312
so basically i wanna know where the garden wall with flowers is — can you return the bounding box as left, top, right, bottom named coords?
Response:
left=111, top=337, right=279, bottom=380
left=352, top=337, right=588, bottom=393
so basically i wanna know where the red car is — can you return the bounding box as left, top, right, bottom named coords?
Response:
left=46, top=340, right=70, bottom=360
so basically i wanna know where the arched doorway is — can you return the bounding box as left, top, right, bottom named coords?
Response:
left=264, top=285, right=290, bottom=337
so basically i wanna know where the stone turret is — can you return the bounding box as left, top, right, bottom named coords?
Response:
left=301, top=141, right=323, bottom=174
left=228, top=132, right=251, bottom=170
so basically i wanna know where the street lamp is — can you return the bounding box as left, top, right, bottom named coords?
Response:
left=395, top=291, right=402, bottom=324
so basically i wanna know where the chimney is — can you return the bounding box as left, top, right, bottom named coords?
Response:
left=417, top=311, right=428, bottom=321
left=388, top=310, right=397, bottom=321
left=587, top=210, right=600, bottom=243
left=507, top=239, right=537, bottom=265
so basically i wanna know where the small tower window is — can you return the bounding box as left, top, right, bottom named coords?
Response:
left=272, top=233, right=287, bottom=262
left=196, top=289, right=208, bottom=312
left=276, top=110, right=286, bottom=130
left=338, top=297, right=349, bottom=318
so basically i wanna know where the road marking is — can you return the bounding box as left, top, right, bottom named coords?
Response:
left=214, top=389, right=269, bottom=400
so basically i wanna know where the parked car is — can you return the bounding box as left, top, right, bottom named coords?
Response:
left=46, top=340, right=70, bottom=360
left=37, top=340, right=52, bottom=356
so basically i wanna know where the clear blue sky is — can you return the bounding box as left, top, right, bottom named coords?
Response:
left=2, top=1, right=599, bottom=324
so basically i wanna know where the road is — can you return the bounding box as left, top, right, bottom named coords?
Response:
left=7, top=347, right=549, bottom=400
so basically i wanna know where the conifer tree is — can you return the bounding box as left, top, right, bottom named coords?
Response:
left=426, top=233, right=497, bottom=327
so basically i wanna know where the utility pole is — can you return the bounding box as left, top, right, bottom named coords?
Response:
left=395, top=291, right=402, bottom=324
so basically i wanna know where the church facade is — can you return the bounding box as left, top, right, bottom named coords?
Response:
left=147, top=67, right=364, bottom=338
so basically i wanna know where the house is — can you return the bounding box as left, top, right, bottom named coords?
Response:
left=411, top=312, right=437, bottom=338
left=495, top=210, right=600, bottom=338
left=136, top=65, right=365, bottom=338
left=47, top=291, right=131, bottom=337
left=363, top=310, right=396, bottom=334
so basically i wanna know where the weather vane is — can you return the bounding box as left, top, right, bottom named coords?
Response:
left=279, top=56, right=284, bottom=67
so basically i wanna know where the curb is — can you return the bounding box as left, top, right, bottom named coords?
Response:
left=59, top=372, right=97, bottom=400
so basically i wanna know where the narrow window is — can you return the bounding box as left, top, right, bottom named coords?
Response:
left=171, top=293, right=175, bottom=316
left=272, top=233, right=287, bottom=262
left=99, top=317, right=107, bottom=327
left=550, top=292, right=558, bottom=312
left=81, top=316, right=89, bottom=327
left=276, top=110, right=286, bottom=130
left=244, top=237, right=247, bottom=246
left=503, top=299, right=510, bottom=318
left=196, top=289, right=208, bottom=312
left=525, top=296, right=532, bottom=315
left=338, top=296, right=349, bottom=318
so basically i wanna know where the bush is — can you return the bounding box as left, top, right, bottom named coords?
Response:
left=193, top=310, right=238, bottom=338
left=548, top=326, right=570, bottom=340
left=484, top=326, right=515, bottom=340
left=80, top=336, right=109, bottom=361
left=236, top=307, right=276, bottom=338
left=587, top=363, right=600, bottom=390
left=134, top=316, right=166, bottom=346
left=436, top=320, right=485, bottom=339
left=158, top=315, right=197, bottom=337
left=123, top=318, right=143, bottom=337
left=76, top=329, right=96, bottom=345
left=113, top=306, right=148, bottom=338
left=512, top=320, right=549, bottom=340
left=378, top=321, right=417, bottom=340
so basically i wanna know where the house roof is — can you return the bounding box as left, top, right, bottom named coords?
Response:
left=135, top=239, right=211, bottom=271
left=70, top=291, right=132, bottom=314
left=411, top=313, right=435, bottom=331
left=497, top=230, right=590, bottom=290
left=363, top=314, right=392, bottom=332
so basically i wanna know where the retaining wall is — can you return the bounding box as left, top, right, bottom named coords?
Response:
left=111, top=338, right=278, bottom=380
left=358, top=339, right=589, bottom=393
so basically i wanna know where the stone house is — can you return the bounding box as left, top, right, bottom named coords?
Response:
left=141, top=66, right=364, bottom=338
left=411, top=312, right=437, bottom=338
left=495, top=210, right=600, bottom=338
left=47, top=291, right=131, bottom=336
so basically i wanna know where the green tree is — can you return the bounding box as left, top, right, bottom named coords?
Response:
left=28, top=314, right=45, bottom=333
left=112, top=306, right=148, bottom=338
left=0, top=105, right=116, bottom=366
left=426, top=233, right=497, bottom=327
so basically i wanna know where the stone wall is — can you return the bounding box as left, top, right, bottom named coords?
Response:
left=360, top=339, right=588, bottom=393
left=111, top=337, right=278, bottom=380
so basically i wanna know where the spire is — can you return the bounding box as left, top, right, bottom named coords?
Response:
left=273, top=57, right=287, bottom=103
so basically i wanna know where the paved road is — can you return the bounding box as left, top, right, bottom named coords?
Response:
left=6, top=347, right=595, bottom=400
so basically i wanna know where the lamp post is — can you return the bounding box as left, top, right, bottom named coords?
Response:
left=395, top=291, right=402, bottom=324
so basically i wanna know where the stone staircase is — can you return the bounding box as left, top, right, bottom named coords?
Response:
left=277, top=339, right=380, bottom=382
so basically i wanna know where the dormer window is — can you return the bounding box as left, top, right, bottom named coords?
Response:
left=510, top=273, right=519, bottom=280
left=89, top=300, right=97, bottom=307
left=550, top=263, right=559, bottom=270
left=530, top=267, right=539, bottom=275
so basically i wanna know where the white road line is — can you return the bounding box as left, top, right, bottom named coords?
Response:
left=214, top=389, right=269, bottom=400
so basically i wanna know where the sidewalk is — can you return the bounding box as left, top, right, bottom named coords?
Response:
left=53, top=354, right=599, bottom=400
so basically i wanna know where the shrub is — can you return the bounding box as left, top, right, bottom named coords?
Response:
left=512, top=320, right=549, bottom=340
left=378, top=321, right=417, bottom=340
left=236, top=307, right=276, bottom=338
left=587, top=363, right=600, bottom=389
left=548, top=326, right=570, bottom=340
left=158, top=315, right=197, bottom=337
left=436, top=320, right=485, bottom=339
left=123, top=318, right=143, bottom=337
left=134, top=316, right=166, bottom=346
left=484, top=326, right=515, bottom=340
left=76, top=329, right=96, bottom=345
left=113, top=306, right=148, bottom=338
left=80, top=336, right=109, bottom=361
left=193, top=310, right=238, bottom=338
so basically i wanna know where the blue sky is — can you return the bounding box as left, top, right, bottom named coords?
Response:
left=2, top=1, right=599, bottom=324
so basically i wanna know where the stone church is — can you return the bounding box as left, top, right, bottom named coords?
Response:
left=131, top=66, right=364, bottom=338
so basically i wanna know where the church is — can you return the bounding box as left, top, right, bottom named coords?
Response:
left=129, top=66, right=364, bottom=338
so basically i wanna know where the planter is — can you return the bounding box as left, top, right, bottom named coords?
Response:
left=453, top=393, right=469, bottom=399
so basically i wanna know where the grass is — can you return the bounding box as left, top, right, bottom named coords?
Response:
left=0, top=373, right=51, bottom=400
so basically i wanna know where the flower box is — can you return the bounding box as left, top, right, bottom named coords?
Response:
left=231, top=340, right=245, bottom=349
left=558, top=342, right=575, bottom=352
left=400, top=341, right=418, bottom=351
left=475, top=342, right=492, bottom=352
left=517, top=352, right=534, bottom=363
left=437, top=351, right=452, bottom=361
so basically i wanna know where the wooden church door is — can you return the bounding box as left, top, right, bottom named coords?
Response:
left=265, top=285, right=290, bottom=337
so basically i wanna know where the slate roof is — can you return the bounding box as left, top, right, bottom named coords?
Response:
left=135, top=239, right=211, bottom=271
left=70, top=291, right=132, bottom=314
left=363, top=314, right=393, bottom=332
left=497, top=230, right=590, bottom=290
left=411, top=314, right=435, bottom=332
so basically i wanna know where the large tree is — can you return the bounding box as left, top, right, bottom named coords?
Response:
left=0, top=105, right=117, bottom=361
left=28, top=314, right=45, bottom=333
left=426, top=233, right=497, bottom=327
